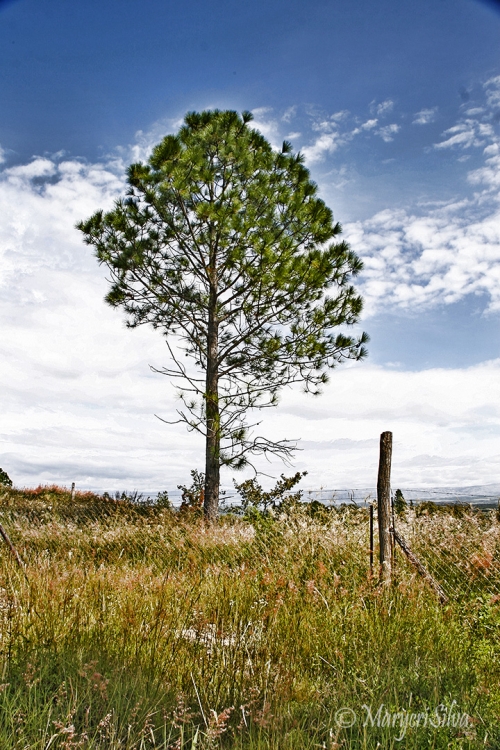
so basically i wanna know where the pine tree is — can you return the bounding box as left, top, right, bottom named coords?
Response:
left=78, top=110, right=368, bottom=519
left=0, top=468, right=13, bottom=487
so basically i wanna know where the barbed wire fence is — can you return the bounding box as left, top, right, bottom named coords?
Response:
left=1, top=458, right=500, bottom=604
left=388, top=493, right=500, bottom=603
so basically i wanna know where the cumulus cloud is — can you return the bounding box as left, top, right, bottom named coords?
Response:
left=299, top=111, right=350, bottom=163
left=0, top=151, right=201, bottom=492
left=348, top=193, right=500, bottom=316
left=250, top=107, right=282, bottom=149
left=376, top=123, right=400, bottom=142
left=468, top=143, right=500, bottom=191
left=370, top=99, right=394, bottom=117
left=111, top=116, right=184, bottom=167
left=485, top=74, right=500, bottom=108
left=351, top=119, right=378, bottom=136
left=273, top=359, right=500, bottom=489
left=434, top=120, right=490, bottom=150
left=2, top=81, right=500, bottom=491
left=0, top=157, right=123, bottom=289
left=281, top=105, right=297, bottom=123
left=301, top=132, right=341, bottom=163
left=345, top=75, right=500, bottom=317
left=413, top=107, right=437, bottom=125
left=243, top=102, right=404, bottom=166
left=301, top=108, right=401, bottom=163
left=434, top=76, right=500, bottom=151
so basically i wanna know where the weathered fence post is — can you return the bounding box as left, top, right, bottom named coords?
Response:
left=71, top=482, right=76, bottom=501
left=369, top=504, right=374, bottom=575
left=377, top=431, right=393, bottom=583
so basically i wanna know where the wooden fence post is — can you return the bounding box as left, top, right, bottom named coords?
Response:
left=369, top=504, right=374, bottom=575
left=377, top=431, right=393, bottom=583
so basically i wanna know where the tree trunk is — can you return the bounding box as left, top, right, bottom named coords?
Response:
left=204, top=282, right=220, bottom=521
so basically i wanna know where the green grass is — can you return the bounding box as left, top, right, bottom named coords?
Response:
left=0, top=485, right=499, bottom=748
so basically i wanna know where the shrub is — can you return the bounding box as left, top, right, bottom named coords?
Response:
left=393, top=488, right=407, bottom=516
left=233, top=471, right=307, bottom=515
left=0, top=468, right=12, bottom=487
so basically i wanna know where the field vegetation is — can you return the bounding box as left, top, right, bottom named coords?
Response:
left=0, top=484, right=499, bottom=748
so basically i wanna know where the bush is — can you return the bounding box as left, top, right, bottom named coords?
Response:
left=178, top=469, right=205, bottom=515
left=155, top=490, right=172, bottom=509
left=0, top=468, right=12, bottom=487
left=393, top=488, right=407, bottom=516
left=233, top=471, right=307, bottom=515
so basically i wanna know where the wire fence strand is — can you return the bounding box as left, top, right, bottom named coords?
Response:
left=1, top=483, right=499, bottom=603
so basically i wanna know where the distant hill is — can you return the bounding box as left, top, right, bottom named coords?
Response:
left=299, top=484, right=500, bottom=508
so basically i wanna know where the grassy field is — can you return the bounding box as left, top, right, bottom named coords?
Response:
left=0, top=485, right=499, bottom=749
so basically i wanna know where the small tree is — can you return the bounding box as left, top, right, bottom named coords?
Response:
left=234, top=471, right=307, bottom=515
left=78, top=110, right=368, bottom=520
left=393, top=488, right=407, bottom=517
left=0, top=468, right=12, bottom=487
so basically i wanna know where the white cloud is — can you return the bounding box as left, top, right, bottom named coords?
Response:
left=468, top=144, right=500, bottom=191
left=250, top=108, right=282, bottom=149
left=371, top=99, right=394, bottom=116
left=311, top=111, right=350, bottom=133
left=0, top=151, right=205, bottom=492
left=330, top=110, right=350, bottom=122
left=6, top=157, right=57, bottom=180
left=434, top=120, right=485, bottom=150
left=344, top=75, right=500, bottom=317
left=250, top=101, right=404, bottom=166
left=301, top=132, right=340, bottom=163
left=111, top=116, right=183, bottom=167
left=282, top=105, right=297, bottom=123
left=348, top=189, right=500, bottom=316
left=485, top=74, right=500, bottom=109
left=251, top=106, right=272, bottom=118
left=302, top=106, right=400, bottom=164
left=347, top=192, right=500, bottom=315
left=301, top=110, right=354, bottom=163
left=376, top=123, right=400, bottom=142
left=434, top=77, right=500, bottom=151
left=0, top=157, right=123, bottom=289
left=413, top=107, right=437, bottom=125
left=2, top=81, right=500, bottom=493
left=274, top=359, right=500, bottom=489
left=351, top=119, right=378, bottom=136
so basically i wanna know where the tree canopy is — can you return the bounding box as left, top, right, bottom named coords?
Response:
left=78, top=109, right=368, bottom=519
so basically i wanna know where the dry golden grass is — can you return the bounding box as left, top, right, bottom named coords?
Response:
left=0, top=486, right=498, bottom=748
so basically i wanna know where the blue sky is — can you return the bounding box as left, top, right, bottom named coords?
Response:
left=1, top=0, right=500, bottom=493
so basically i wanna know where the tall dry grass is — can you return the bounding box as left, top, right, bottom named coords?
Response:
left=0, top=486, right=498, bottom=748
